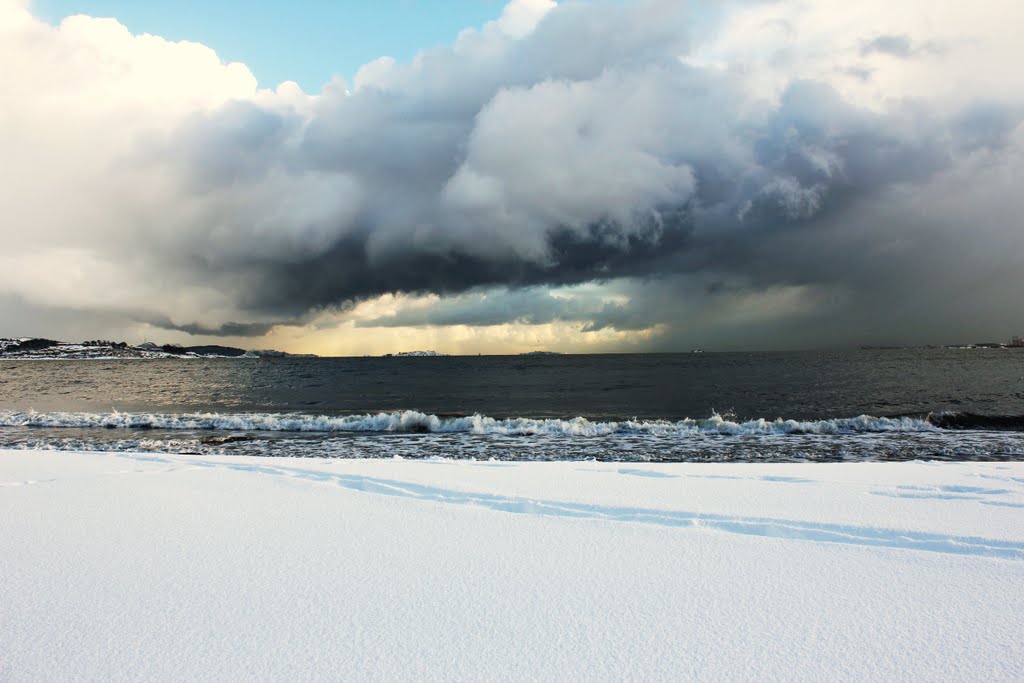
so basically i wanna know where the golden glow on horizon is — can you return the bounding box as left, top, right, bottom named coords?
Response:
left=133, top=283, right=826, bottom=356
left=261, top=319, right=665, bottom=357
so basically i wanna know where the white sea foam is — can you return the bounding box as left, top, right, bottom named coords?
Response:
left=0, top=409, right=942, bottom=436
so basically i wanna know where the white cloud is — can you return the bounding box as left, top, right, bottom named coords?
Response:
left=493, top=0, right=557, bottom=38
left=0, top=5, right=323, bottom=324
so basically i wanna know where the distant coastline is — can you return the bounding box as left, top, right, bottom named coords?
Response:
left=0, top=338, right=314, bottom=360
left=862, top=337, right=1024, bottom=351
left=4, top=335, right=1024, bottom=360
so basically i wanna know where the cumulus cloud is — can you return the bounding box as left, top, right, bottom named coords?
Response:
left=1, top=0, right=1023, bottom=350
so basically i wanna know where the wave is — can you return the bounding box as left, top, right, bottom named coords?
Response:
left=0, top=409, right=962, bottom=436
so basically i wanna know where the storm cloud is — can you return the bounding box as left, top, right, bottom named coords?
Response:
left=2, top=0, right=1023, bottom=349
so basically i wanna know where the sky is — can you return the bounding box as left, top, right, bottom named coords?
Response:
left=33, top=0, right=506, bottom=92
left=2, top=0, right=1023, bottom=355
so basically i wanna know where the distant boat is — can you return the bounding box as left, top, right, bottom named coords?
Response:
left=691, top=348, right=704, bottom=353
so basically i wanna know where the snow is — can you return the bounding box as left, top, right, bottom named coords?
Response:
left=2, top=450, right=1023, bottom=681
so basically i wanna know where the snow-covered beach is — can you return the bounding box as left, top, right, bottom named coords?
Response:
left=2, top=450, right=1023, bottom=681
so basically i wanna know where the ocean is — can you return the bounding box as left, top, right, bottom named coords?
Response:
left=2, top=349, right=1023, bottom=461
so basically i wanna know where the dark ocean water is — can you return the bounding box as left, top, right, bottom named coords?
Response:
left=2, top=349, right=1023, bottom=461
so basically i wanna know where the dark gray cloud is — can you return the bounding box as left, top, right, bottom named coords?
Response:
left=148, top=67, right=1015, bottom=328
left=145, top=317, right=281, bottom=338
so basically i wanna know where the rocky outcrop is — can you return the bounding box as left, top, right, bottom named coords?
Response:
left=0, top=338, right=309, bottom=359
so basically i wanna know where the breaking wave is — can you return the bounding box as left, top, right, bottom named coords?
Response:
left=0, top=409, right=976, bottom=436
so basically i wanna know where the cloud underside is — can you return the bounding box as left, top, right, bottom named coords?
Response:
left=1, top=0, right=1023, bottom=350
